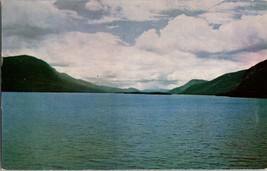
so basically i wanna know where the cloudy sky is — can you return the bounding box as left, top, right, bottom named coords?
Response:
left=3, top=0, right=267, bottom=90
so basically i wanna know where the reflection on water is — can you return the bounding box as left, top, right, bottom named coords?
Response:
left=2, top=93, right=267, bottom=169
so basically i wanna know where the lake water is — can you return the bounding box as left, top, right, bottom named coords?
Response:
left=2, top=92, right=267, bottom=169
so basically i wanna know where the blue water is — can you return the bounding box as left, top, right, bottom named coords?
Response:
left=2, top=92, right=267, bottom=169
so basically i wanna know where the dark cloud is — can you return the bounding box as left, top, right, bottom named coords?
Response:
left=222, top=0, right=267, bottom=19
left=105, top=19, right=168, bottom=44
left=104, top=72, right=117, bottom=79
left=50, top=62, right=71, bottom=67
left=53, top=0, right=112, bottom=20
left=194, top=42, right=267, bottom=59
left=2, top=19, right=93, bottom=51
left=235, top=1, right=267, bottom=12
left=2, top=24, right=56, bottom=51
left=138, top=79, right=178, bottom=84
left=253, top=1, right=267, bottom=11
left=140, top=47, right=165, bottom=55
left=3, top=24, right=55, bottom=39
left=223, top=0, right=267, bottom=3
left=225, top=42, right=267, bottom=55
left=209, top=23, right=222, bottom=30
left=158, top=8, right=206, bottom=19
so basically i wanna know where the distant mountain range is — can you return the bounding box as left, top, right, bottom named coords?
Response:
left=1, top=55, right=267, bottom=98
left=1, top=55, right=139, bottom=93
left=170, top=70, right=245, bottom=95
left=169, top=59, right=267, bottom=98
left=168, top=79, right=207, bottom=94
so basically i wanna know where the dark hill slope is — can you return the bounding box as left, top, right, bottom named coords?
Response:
left=1, top=55, right=138, bottom=93
left=226, top=59, right=267, bottom=98
left=180, top=70, right=246, bottom=95
left=168, top=79, right=207, bottom=94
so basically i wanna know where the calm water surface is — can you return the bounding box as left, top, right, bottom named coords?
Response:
left=2, top=92, right=267, bottom=169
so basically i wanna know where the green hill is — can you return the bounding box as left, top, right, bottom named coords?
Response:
left=1, top=55, right=139, bottom=93
left=180, top=70, right=246, bottom=95
left=169, top=59, right=267, bottom=98
left=3, top=55, right=266, bottom=98
left=168, top=79, right=207, bottom=94
left=226, top=59, right=267, bottom=98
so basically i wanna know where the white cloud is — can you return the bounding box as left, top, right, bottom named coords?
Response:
left=136, top=14, right=267, bottom=54
left=85, top=0, right=104, bottom=11
left=234, top=50, right=267, bottom=68
left=136, top=15, right=232, bottom=53
left=166, top=58, right=242, bottom=84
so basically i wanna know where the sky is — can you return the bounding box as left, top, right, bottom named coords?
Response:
left=2, top=0, right=267, bottom=90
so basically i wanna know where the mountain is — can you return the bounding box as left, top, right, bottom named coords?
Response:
left=1, top=55, right=139, bottom=93
left=225, top=59, right=267, bottom=98
left=168, top=79, right=207, bottom=94
left=180, top=70, right=246, bottom=95
left=169, top=59, right=267, bottom=98
left=142, top=88, right=169, bottom=93
left=3, top=55, right=266, bottom=97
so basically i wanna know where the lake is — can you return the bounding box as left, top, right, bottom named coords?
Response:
left=2, top=92, right=267, bottom=169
